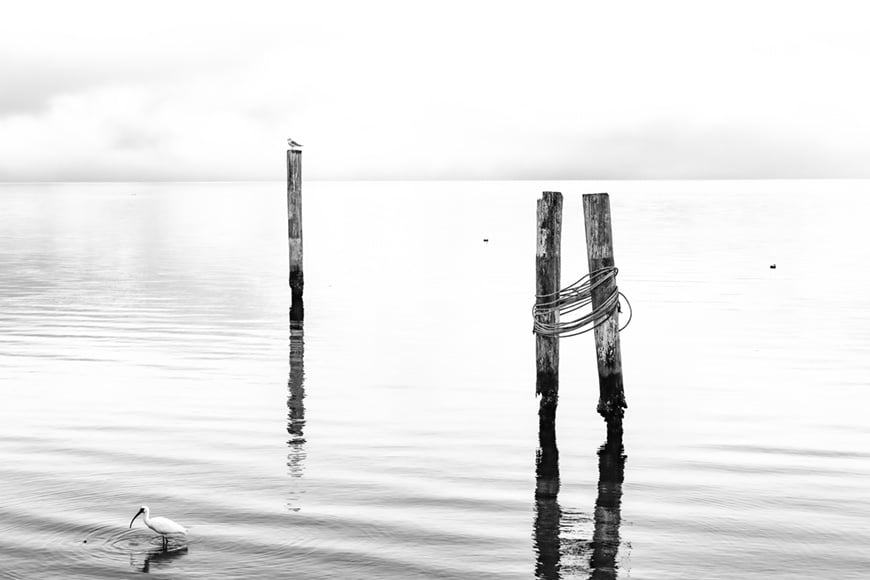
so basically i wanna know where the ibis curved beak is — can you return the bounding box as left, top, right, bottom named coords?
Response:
left=129, top=508, right=144, bottom=529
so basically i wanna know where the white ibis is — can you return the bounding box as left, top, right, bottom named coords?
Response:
left=129, top=506, right=187, bottom=548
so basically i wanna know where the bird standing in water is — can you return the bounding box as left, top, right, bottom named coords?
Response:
left=129, top=506, right=187, bottom=549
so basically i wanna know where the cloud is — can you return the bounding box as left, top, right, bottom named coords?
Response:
left=0, top=62, right=100, bottom=116
left=3, top=0, right=870, bottom=180
left=534, top=123, right=865, bottom=180
left=2, top=80, right=867, bottom=181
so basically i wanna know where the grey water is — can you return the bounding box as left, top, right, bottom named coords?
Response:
left=2, top=179, right=870, bottom=579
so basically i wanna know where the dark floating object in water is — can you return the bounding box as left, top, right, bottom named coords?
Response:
left=770, top=264, right=777, bottom=269
left=483, top=238, right=489, bottom=243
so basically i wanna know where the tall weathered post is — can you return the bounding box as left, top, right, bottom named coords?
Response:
left=535, top=191, right=562, bottom=498
left=287, top=141, right=303, bottom=321
left=582, top=193, right=627, bottom=438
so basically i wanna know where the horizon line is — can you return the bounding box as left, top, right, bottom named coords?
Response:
left=1, top=176, right=867, bottom=185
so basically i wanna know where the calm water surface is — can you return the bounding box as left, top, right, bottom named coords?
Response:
left=2, top=180, right=870, bottom=579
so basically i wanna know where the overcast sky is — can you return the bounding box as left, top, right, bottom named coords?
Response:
left=2, top=1, right=869, bottom=181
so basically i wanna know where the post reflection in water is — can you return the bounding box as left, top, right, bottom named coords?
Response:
left=286, top=319, right=306, bottom=510
left=533, top=495, right=562, bottom=579
left=533, top=430, right=626, bottom=579
left=590, top=432, right=626, bottom=579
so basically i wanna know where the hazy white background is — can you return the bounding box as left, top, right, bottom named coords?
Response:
left=2, top=0, right=870, bottom=181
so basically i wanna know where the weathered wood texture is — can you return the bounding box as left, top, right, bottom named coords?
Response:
left=287, top=149, right=304, bottom=321
left=582, top=193, right=627, bottom=436
left=535, top=191, right=562, bottom=497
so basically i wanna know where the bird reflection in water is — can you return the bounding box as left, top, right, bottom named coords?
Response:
left=534, top=429, right=626, bottom=579
left=130, top=545, right=189, bottom=574
left=286, top=319, right=307, bottom=511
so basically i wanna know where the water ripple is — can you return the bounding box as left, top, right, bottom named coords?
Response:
left=81, top=525, right=190, bottom=569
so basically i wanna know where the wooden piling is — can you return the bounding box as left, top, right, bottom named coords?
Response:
left=287, top=147, right=303, bottom=321
left=582, top=193, right=627, bottom=438
left=535, top=191, right=562, bottom=498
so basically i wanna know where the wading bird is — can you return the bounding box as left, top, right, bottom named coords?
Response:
left=129, top=506, right=187, bottom=549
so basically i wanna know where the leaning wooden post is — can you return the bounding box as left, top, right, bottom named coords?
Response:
left=287, top=142, right=304, bottom=321
left=582, top=193, right=627, bottom=438
left=535, top=191, right=562, bottom=498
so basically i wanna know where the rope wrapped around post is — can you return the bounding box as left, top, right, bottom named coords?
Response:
left=532, top=267, right=632, bottom=338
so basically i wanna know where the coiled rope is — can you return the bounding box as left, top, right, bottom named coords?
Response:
left=532, top=267, right=632, bottom=338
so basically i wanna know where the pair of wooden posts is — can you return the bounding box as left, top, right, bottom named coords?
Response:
left=535, top=191, right=626, bottom=497
left=287, top=154, right=623, bottom=498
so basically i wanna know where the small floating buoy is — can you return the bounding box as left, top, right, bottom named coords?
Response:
left=770, top=264, right=776, bottom=269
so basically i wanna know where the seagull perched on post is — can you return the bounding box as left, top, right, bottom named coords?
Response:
left=287, top=138, right=303, bottom=150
